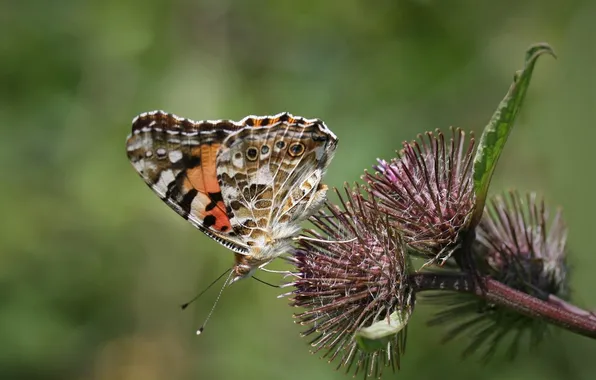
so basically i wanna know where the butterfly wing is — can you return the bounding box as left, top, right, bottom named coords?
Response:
left=126, top=111, right=249, bottom=254
left=215, top=113, right=338, bottom=256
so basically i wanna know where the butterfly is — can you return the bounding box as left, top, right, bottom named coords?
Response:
left=126, top=111, right=338, bottom=283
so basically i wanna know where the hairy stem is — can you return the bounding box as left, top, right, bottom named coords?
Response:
left=410, top=272, right=596, bottom=339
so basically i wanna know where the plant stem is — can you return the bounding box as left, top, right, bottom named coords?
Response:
left=409, top=272, right=596, bottom=339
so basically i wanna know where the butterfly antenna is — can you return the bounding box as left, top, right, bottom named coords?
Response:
left=196, top=270, right=234, bottom=335
left=180, top=267, right=231, bottom=310
left=252, top=276, right=280, bottom=288
left=294, top=236, right=357, bottom=244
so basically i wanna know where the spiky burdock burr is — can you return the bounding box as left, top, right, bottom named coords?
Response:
left=286, top=182, right=595, bottom=377
left=426, top=191, right=570, bottom=360
left=475, top=191, right=568, bottom=299
left=365, top=128, right=476, bottom=266
left=286, top=187, right=414, bottom=379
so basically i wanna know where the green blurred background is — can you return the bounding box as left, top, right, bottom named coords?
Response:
left=3, top=0, right=596, bottom=379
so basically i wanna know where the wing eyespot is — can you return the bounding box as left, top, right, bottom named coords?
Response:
left=288, top=142, right=305, bottom=157
left=246, top=147, right=259, bottom=161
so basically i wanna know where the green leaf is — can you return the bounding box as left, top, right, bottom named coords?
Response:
left=471, top=43, right=556, bottom=227
left=355, top=309, right=411, bottom=352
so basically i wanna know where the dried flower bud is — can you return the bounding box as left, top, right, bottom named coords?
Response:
left=286, top=187, right=414, bottom=379
left=428, top=191, right=569, bottom=360
left=365, top=129, right=476, bottom=265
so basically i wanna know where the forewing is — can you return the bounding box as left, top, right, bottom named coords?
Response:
left=126, top=110, right=249, bottom=253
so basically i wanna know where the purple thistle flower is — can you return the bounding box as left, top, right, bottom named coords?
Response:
left=365, top=128, right=476, bottom=266
left=286, top=187, right=414, bottom=379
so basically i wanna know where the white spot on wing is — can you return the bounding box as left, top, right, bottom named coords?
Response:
left=155, top=169, right=176, bottom=192
left=127, top=140, right=143, bottom=151
left=190, top=192, right=210, bottom=219
left=132, top=160, right=145, bottom=173
left=256, top=165, right=273, bottom=184
left=169, top=150, right=183, bottom=163
left=232, top=153, right=244, bottom=168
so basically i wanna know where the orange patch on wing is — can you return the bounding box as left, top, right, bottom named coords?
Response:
left=187, top=144, right=220, bottom=193
left=208, top=201, right=233, bottom=231
left=184, top=143, right=233, bottom=233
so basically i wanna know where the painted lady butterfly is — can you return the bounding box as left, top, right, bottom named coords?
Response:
left=126, top=111, right=338, bottom=283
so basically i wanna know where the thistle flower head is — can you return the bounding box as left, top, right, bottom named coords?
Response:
left=428, top=191, right=569, bottom=360
left=365, top=128, right=476, bottom=265
left=476, top=191, right=568, bottom=299
left=287, top=187, right=414, bottom=379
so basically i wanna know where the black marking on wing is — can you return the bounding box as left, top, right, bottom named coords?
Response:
left=179, top=189, right=198, bottom=218
left=165, top=176, right=180, bottom=200
left=203, top=215, right=216, bottom=228
left=185, top=154, right=202, bottom=168
left=205, top=191, right=224, bottom=212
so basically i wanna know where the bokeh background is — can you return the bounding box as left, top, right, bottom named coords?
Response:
left=3, top=0, right=596, bottom=379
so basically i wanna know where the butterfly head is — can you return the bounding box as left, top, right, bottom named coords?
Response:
left=231, top=253, right=273, bottom=283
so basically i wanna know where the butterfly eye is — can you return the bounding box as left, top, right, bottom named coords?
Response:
left=275, top=140, right=286, bottom=150
left=288, top=142, right=305, bottom=157
left=261, top=145, right=270, bottom=155
left=246, top=147, right=259, bottom=161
